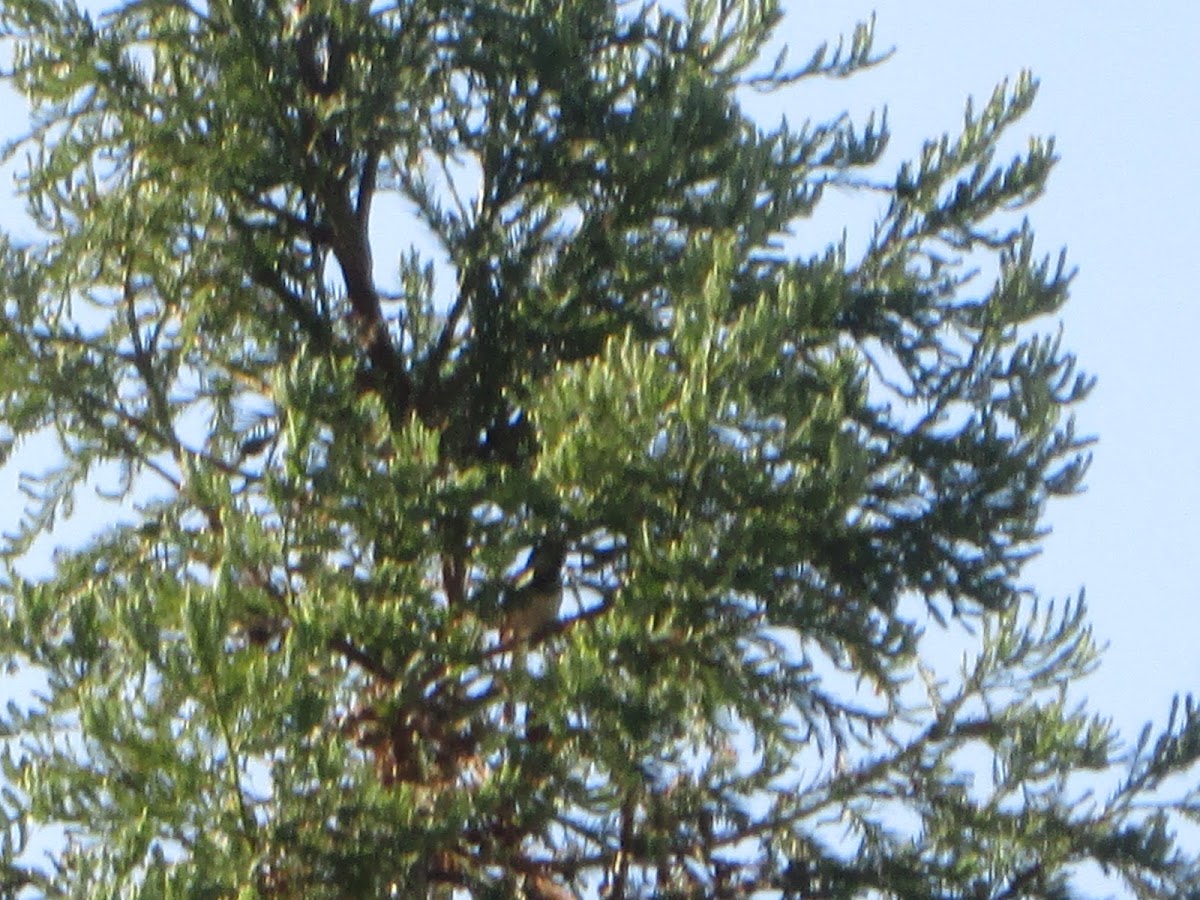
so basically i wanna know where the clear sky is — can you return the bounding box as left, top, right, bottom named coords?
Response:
left=2, top=1, right=1198, bottom=892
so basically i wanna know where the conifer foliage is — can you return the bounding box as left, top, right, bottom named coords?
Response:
left=2, top=0, right=1199, bottom=896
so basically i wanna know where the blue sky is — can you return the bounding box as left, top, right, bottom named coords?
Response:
left=1, top=0, right=1198, bottom=890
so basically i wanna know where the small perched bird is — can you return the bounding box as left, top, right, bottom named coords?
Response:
left=502, top=539, right=566, bottom=643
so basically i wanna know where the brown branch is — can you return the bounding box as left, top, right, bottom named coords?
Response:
left=481, top=598, right=614, bottom=663
left=356, top=147, right=379, bottom=230
left=413, top=143, right=505, bottom=426
left=328, top=635, right=396, bottom=683
left=439, top=512, right=469, bottom=610
left=239, top=238, right=335, bottom=352
left=324, top=185, right=414, bottom=424
left=416, top=278, right=473, bottom=424
left=120, top=252, right=188, bottom=471
left=609, top=793, right=636, bottom=899
left=234, top=190, right=333, bottom=246
left=524, top=873, right=580, bottom=900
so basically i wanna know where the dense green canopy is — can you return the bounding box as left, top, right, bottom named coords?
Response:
left=1, top=0, right=1198, bottom=896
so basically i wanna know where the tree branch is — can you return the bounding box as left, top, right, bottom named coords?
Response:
left=321, top=183, right=414, bottom=423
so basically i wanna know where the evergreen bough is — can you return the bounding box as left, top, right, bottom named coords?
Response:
left=1, top=0, right=1198, bottom=896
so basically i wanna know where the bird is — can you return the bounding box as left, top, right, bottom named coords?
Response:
left=499, top=538, right=566, bottom=727
left=501, top=538, right=567, bottom=644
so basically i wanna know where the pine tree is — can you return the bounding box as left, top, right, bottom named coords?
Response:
left=2, top=0, right=1199, bottom=896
